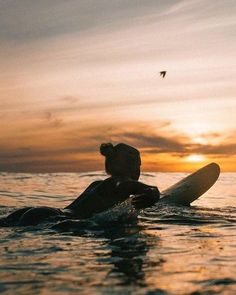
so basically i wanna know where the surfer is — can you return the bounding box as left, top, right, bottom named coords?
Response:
left=0, top=143, right=160, bottom=226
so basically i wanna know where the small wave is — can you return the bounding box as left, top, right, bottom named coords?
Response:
left=79, top=172, right=106, bottom=178
left=92, top=200, right=138, bottom=225
left=139, top=203, right=236, bottom=227
left=50, top=200, right=139, bottom=235
left=2, top=280, right=43, bottom=285
left=195, top=278, right=236, bottom=286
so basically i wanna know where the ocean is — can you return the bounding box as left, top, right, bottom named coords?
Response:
left=0, top=171, right=236, bottom=294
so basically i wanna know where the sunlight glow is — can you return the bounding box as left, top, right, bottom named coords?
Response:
left=185, top=154, right=205, bottom=163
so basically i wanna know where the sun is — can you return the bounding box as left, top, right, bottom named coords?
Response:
left=185, top=154, right=205, bottom=163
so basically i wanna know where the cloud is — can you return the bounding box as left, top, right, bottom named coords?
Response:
left=61, top=95, right=80, bottom=104
left=0, top=121, right=179, bottom=171
left=1, top=0, right=235, bottom=45
left=42, top=111, right=64, bottom=128
left=201, top=132, right=222, bottom=139
left=1, top=120, right=236, bottom=172
left=111, top=131, right=187, bottom=153
left=191, top=143, right=236, bottom=156
left=0, top=0, right=173, bottom=43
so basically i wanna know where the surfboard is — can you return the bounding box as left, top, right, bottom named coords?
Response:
left=160, top=162, right=220, bottom=206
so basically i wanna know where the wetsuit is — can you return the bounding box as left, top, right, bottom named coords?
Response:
left=0, top=177, right=159, bottom=226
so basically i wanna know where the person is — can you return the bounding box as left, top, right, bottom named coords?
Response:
left=0, top=143, right=160, bottom=226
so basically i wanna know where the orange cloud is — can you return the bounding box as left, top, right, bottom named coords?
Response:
left=0, top=120, right=235, bottom=172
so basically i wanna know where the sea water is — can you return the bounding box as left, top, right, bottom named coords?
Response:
left=0, top=172, right=236, bottom=295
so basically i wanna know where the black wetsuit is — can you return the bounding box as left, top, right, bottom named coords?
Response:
left=0, top=177, right=159, bottom=226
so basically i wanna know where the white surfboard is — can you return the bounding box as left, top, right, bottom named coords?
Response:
left=160, top=163, right=220, bottom=205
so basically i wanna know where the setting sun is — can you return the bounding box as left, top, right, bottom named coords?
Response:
left=185, top=155, right=205, bottom=163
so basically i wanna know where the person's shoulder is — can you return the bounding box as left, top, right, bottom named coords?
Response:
left=89, top=178, right=115, bottom=190
left=91, top=180, right=103, bottom=185
left=102, top=177, right=116, bottom=184
left=101, top=177, right=123, bottom=188
left=83, top=180, right=103, bottom=192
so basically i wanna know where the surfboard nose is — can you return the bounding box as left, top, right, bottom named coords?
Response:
left=160, top=161, right=221, bottom=205
left=208, top=162, right=221, bottom=175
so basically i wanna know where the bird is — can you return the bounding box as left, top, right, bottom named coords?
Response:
left=160, top=71, right=167, bottom=78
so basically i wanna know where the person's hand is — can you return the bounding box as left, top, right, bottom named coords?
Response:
left=131, top=187, right=160, bottom=209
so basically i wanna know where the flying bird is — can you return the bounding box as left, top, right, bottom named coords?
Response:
left=160, top=71, right=167, bottom=78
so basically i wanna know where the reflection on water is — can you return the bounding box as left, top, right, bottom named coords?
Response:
left=0, top=172, right=236, bottom=294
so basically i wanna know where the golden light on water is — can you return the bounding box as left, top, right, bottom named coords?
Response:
left=185, top=155, right=205, bottom=163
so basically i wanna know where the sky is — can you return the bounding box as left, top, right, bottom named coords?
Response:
left=0, top=0, right=236, bottom=172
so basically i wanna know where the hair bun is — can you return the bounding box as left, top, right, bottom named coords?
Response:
left=100, top=143, right=114, bottom=157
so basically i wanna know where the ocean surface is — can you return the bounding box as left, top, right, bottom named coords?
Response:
left=0, top=171, right=236, bottom=295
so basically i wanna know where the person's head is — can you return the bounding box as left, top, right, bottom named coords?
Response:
left=100, top=143, right=141, bottom=180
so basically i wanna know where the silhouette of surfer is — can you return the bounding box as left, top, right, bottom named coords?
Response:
left=0, top=143, right=160, bottom=226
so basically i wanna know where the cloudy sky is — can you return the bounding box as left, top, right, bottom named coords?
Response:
left=0, top=0, right=236, bottom=172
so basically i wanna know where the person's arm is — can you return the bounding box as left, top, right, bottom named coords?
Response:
left=65, top=181, right=107, bottom=218
left=115, top=180, right=160, bottom=208
left=115, top=179, right=155, bottom=195
left=130, top=187, right=160, bottom=209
